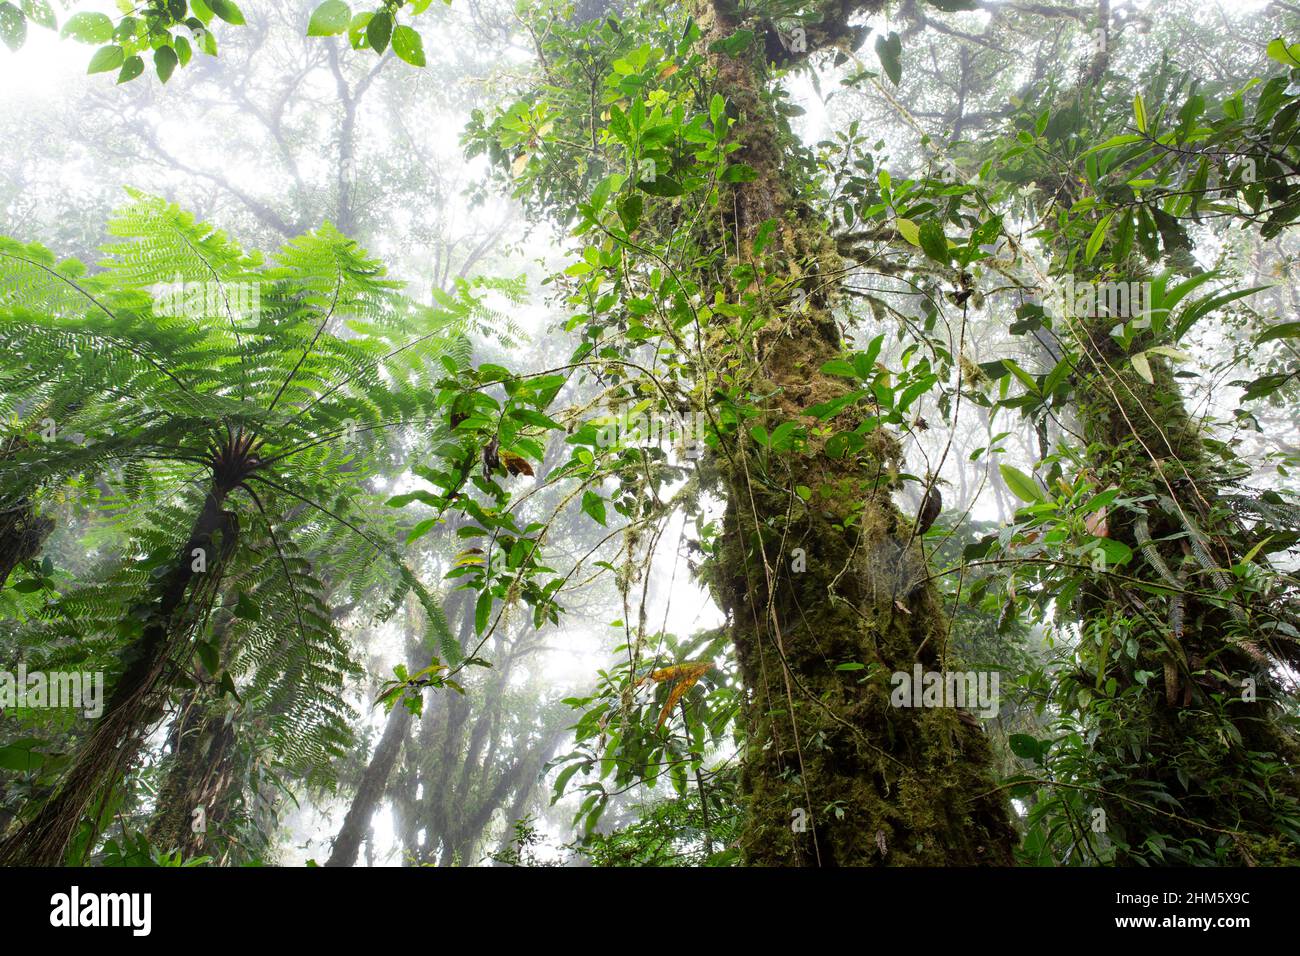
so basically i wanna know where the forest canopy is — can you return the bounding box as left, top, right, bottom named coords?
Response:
left=0, top=0, right=1298, bottom=877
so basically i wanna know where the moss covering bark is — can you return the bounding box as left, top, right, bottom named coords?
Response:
left=690, top=0, right=1016, bottom=865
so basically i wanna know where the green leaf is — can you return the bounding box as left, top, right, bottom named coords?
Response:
left=154, top=45, right=178, bottom=83
left=708, top=28, right=752, bottom=58
left=87, top=44, right=125, bottom=75
left=618, top=193, right=643, bottom=232
left=206, top=0, right=245, bottom=25
left=1173, top=286, right=1266, bottom=340
left=392, top=24, right=425, bottom=66
left=347, top=11, right=372, bottom=49
left=1085, top=212, right=1113, bottom=264
left=1256, top=321, right=1300, bottom=344
left=918, top=219, right=949, bottom=265
left=1008, top=734, right=1043, bottom=762
left=21, top=0, right=53, bottom=30
left=896, top=218, right=920, bottom=246
left=0, top=743, right=44, bottom=772
left=581, top=490, right=607, bottom=526
left=474, top=589, right=492, bottom=635
left=196, top=641, right=220, bottom=674
left=710, top=93, right=726, bottom=129
left=820, top=359, right=858, bottom=378
left=1089, top=538, right=1133, bottom=568
left=509, top=407, right=561, bottom=430
left=1267, top=37, right=1300, bottom=69
left=117, top=54, right=144, bottom=84
left=1082, top=133, right=1146, bottom=155
left=62, top=10, right=113, bottom=43
left=1133, top=93, right=1148, bottom=133
left=366, top=9, right=392, bottom=53
left=1241, top=372, right=1293, bottom=402
left=638, top=175, right=686, bottom=196
left=720, top=163, right=757, bottom=183
left=1129, top=350, right=1154, bottom=384
left=0, top=2, right=26, bottom=51
left=218, top=671, right=241, bottom=701
left=875, top=31, right=902, bottom=85
left=999, top=464, right=1043, bottom=503
left=307, top=0, right=351, bottom=36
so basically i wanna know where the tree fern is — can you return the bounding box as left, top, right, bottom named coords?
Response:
left=0, top=192, right=503, bottom=864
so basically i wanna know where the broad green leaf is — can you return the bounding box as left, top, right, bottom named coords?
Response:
left=1267, top=37, right=1300, bottom=69
left=206, top=0, right=245, bottom=25
left=999, top=464, right=1043, bottom=503
left=234, top=592, right=261, bottom=621
left=154, top=45, right=178, bottom=83
left=21, top=0, right=53, bottom=30
left=307, top=0, right=351, bottom=36
left=720, top=163, right=757, bottom=183
left=1254, top=321, right=1300, bottom=344
left=0, top=2, right=26, bottom=51
left=581, top=490, right=607, bottom=526
left=0, top=744, right=44, bottom=772
left=918, top=219, right=949, bottom=265
left=392, top=24, right=425, bottom=66
left=708, top=28, right=752, bottom=58
left=61, top=10, right=112, bottom=43
left=875, top=31, right=902, bottom=85
left=87, top=44, right=125, bottom=75
left=117, top=54, right=144, bottom=84
left=366, top=9, right=391, bottom=53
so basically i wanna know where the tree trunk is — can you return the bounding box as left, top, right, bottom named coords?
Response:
left=323, top=597, right=430, bottom=868
left=0, top=484, right=237, bottom=866
left=0, top=436, right=54, bottom=589
left=691, top=0, right=1016, bottom=865
left=0, top=504, right=52, bottom=590
left=1071, top=317, right=1300, bottom=863
left=325, top=696, right=413, bottom=867
left=146, top=689, right=239, bottom=859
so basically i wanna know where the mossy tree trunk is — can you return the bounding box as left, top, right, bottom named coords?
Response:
left=692, top=0, right=1016, bottom=865
left=325, top=693, right=413, bottom=867
left=1072, top=317, right=1300, bottom=864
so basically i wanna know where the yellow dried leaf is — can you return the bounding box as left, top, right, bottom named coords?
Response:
left=650, top=661, right=712, bottom=730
